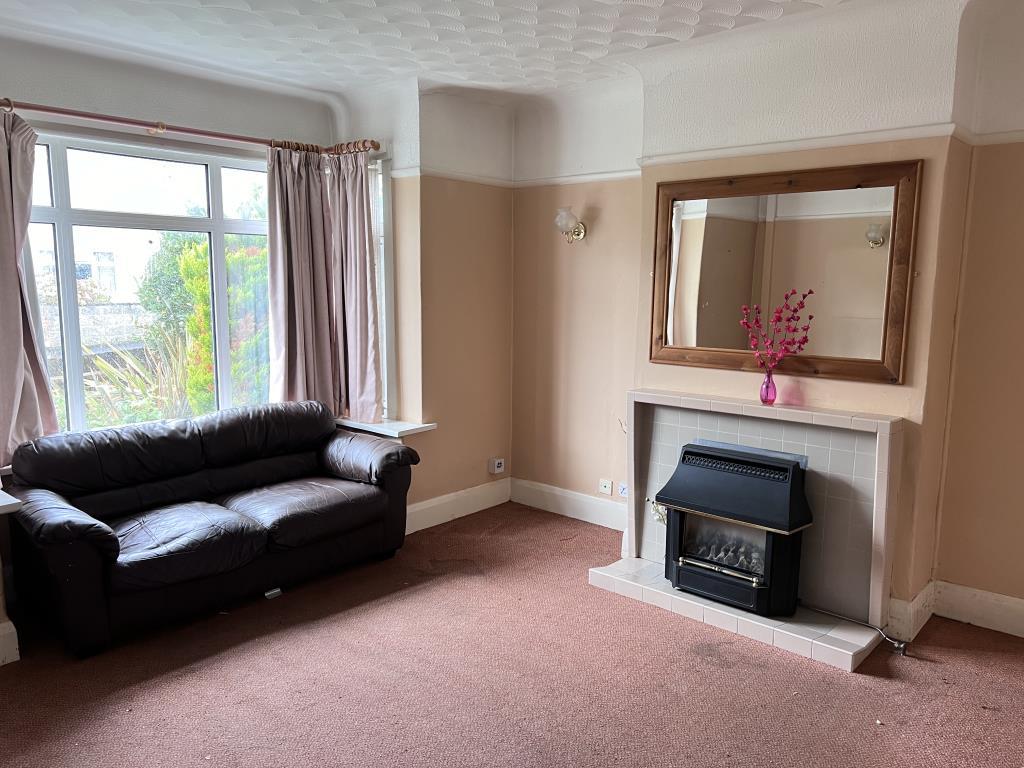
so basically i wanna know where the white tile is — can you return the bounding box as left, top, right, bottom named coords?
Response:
left=737, top=434, right=761, bottom=449
left=855, top=476, right=876, bottom=505
left=773, top=630, right=813, bottom=657
left=855, top=432, right=877, bottom=456
left=850, top=417, right=878, bottom=433
left=805, top=425, right=831, bottom=447
left=854, top=452, right=876, bottom=480
left=679, top=410, right=700, bottom=428
left=876, top=437, right=890, bottom=470
left=638, top=392, right=683, bottom=408
left=782, top=441, right=807, bottom=458
left=811, top=636, right=861, bottom=671
left=762, top=438, right=783, bottom=453
left=679, top=396, right=711, bottom=411
left=828, top=449, right=856, bottom=476
left=655, top=443, right=680, bottom=466
left=738, top=417, right=761, bottom=437
left=827, top=620, right=881, bottom=647
left=603, top=558, right=648, bottom=575
left=642, top=582, right=677, bottom=611
left=703, top=605, right=740, bottom=633
left=652, top=422, right=679, bottom=445
left=737, top=615, right=780, bottom=645
left=717, top=414, right=741, bottom=435
left=804, top=445, right=830, bottom=473
left=612, top=577, right=646, bottom=600
left=653, top=407, right=680, bottom=426
left=698, top=430, right=718, bottom=444
left=710, top=399, right=744, bottom=415
left=741, top=404, right=777, bottom=420
left=698, top=413, right=719, bottom=432
left=670, top=592, right=709, bottom=621
left=630, top=562, right=668, bottom=584
left=813, top=412, right=853, bottom=429
left=775, top=407, right=815, bottom=424
left=760, top=421, right=785, bottom=440
left=588, top=569, right=616, bottom=591
left=827, top=474, right=856, bottom=501
left=779, top=608, right=837, bottom=638
left=783, top=424, right=809, bottom=444
left=829, top=430, right=857, bottom=452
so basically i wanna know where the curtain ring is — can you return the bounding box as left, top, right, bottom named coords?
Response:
left=0, top=98, right=14, bottom=113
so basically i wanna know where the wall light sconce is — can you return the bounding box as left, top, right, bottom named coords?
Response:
left=865, top=222, right=888, bottom=249
left=554, top=206, right=587, bottom=244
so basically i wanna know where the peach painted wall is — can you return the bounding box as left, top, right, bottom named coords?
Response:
left=936, top=141, right=1024, bottom=600
left=402, top=176, right=514, bottom=503
left=510, top=136, right=971, bottom=602
left=511, top=178, right=642, bottom=499
left=638, top=137, right=972, bottom=601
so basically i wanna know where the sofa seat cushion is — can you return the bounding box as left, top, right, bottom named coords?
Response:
left=110, top=502, right=267, bottom=592
left=219, top=477, right=386, bottom=550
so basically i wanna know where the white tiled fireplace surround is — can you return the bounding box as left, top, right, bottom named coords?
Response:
left=588, top=389, right=904, bottom=672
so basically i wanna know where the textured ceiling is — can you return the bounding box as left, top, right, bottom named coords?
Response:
left=0, top=0, right=851, bottom=91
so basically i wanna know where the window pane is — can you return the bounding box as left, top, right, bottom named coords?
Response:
left=67, top=149, right=209, bottom=217
left=33, top=145, right=53, bottom=207
left=225, top=234, right=269, bottom=407
left=72, top=226, right=214, bottom=428
left=222, top=168, right=267, bottom=221
left=26, top=223, right=67, bottom=429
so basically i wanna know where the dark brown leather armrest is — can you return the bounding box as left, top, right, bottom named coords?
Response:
left=320, top=430, right=420, bottom=486
left=10, top=487, right=120, bottom=561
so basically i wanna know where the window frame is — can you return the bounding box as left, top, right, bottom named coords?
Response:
left=30, top=133, right=268, bottom=431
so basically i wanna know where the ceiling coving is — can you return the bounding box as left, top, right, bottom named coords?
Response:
left=0, top=0, right=850, bottom=90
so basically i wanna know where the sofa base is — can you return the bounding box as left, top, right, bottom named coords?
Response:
left=107, top=521, right=395, bottom=647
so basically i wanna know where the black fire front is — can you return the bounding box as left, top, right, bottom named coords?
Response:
left=656, top=445, right=812, bottom=617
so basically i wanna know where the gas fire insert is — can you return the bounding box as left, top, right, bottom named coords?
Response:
left=655, top=444, right=812, bottom=617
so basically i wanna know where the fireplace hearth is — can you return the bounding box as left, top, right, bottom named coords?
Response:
left=656, top=444, right=812, bottom=617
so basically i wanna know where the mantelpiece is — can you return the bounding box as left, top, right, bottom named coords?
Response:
left=590, top=389, right=905, bottom=672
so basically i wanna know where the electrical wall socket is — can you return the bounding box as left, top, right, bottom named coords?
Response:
left=598, top=479, right=613, bottom=496
left=617, top=482, right=629, bottom=498
left=488, top=457, right=506, bottom=475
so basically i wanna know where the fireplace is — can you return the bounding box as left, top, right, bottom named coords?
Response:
left=656, top=444, right=812, bottom=617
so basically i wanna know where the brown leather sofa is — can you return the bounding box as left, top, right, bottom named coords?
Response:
left=6, top=400, right=419, bottom=655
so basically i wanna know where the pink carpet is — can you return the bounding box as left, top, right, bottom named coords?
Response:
left=1, top=503, right=1021, bottom=767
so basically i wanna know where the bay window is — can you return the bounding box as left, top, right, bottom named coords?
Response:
left=26, top=136, right=272, bottom=431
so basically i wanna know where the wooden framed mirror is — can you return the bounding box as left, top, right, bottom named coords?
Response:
left=650, top=161, right=923, bottom=384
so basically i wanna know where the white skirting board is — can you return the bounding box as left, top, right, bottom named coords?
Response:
left=0, top=620, right=19, bottom=666
left=406, top=478, right=627, bottom=539
left=510, top=479, right=627, bottom=533
left=887, top=581, right=936, bottom=641
left=888, top=580, right=1024, bottom=642
left=405, top=478, right=511, bottom=534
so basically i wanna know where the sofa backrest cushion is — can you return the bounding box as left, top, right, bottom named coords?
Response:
left=195, top=401, right=337, bottom=467
left=74, top=452, right=321, bottom=521
left=12, top=419, right=203, bottom=498
left=11, top=401, right=338, bottom=518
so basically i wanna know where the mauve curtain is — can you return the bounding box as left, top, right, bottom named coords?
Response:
left=267, top=147, right=382, bottom=422
left=0, top=113, right=58, bottom=465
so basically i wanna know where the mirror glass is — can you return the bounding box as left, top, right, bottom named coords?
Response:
left=663, top=187, right=894, bottom=360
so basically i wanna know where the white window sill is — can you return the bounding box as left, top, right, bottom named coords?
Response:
left=335, top=418, right=438, bottom=439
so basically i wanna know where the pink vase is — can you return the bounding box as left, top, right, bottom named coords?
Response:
left=760, top=369, right=777, bottom=406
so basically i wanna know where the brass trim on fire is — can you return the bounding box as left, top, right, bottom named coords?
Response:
left=662, top=504, right=812, bottom=537
left=680, top=557, right=764, bottom=587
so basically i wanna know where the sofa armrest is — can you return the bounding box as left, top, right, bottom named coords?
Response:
left=321, top=430, right=420, bottom=486
left=10, top=487, right=120, bottom=561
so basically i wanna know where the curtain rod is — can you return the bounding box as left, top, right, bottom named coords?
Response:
left=0, top=97, right=380, bottom=155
